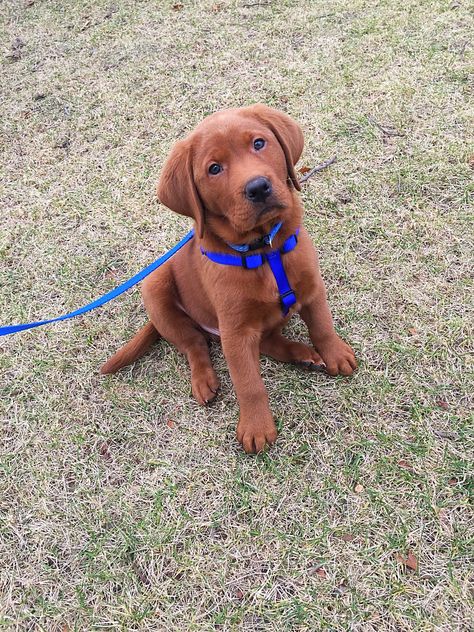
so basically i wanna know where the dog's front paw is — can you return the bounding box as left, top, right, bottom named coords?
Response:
left=317, top=336, right=357, bottom=376
left=236, top=414, right=278, bottom=454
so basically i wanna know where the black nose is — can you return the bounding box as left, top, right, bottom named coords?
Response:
left=245, top=177, right=272, bottom=203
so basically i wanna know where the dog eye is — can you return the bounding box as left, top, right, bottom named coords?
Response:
left=208, top=163, right=222, bottom=175
left=253, top=138, right=265, bottom=150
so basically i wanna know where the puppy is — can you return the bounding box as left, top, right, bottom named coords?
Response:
left=101, top=104, right=357, bottom=453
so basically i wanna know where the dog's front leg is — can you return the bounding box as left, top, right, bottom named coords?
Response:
left=300, top=287, right=357, bottom=377
left=220, top=328, right=277, bottom=454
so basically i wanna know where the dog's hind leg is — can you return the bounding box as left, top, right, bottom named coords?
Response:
left=260, top=329, right=324, bottom=370
left=142, top=278, right=219, bottom=405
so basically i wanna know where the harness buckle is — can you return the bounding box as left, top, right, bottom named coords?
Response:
left=280, top=289, right=296, bottom=314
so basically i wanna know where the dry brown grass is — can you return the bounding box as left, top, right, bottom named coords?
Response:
left=1, top=0, right=473, bottom=629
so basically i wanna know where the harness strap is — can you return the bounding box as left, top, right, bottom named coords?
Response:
left=280, top=232, right=298, bottom=254
left=201, top=229, right=299, bottom=316
left=199, top=250, right=265, bottom=269
left=266, top=250, right=297, bottom=315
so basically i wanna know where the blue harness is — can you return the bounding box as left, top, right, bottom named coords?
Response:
left=201, top=223, right=299, bottom=316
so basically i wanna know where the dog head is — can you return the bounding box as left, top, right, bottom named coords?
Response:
left=157, top=104, right=304, bottom=240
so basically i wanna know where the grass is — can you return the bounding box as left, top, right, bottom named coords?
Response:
left=0, top=0, right=473, bottom=629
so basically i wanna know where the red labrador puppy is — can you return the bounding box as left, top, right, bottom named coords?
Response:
left=101, top=104, right=357, bottom=453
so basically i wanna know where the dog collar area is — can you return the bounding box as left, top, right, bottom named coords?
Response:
left=226, top=221, right=283, bottom=252
left=200, top=229, right=300, bottom=316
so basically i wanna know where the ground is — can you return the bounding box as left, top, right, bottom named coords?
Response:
left=0, top=0, right=473, bottom=630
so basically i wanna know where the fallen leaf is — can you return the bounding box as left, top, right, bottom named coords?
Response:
left=234, top=588, right=244, bottom=599
left=340, top=533, right=355, bottom=542
left=448, top=477, right=458, bottom=486
left=396, top=551, right=418, bottom=571
left=407, top=327, right=418, bottom=335
left=166, top=419, right=176, bottom=429
left=298, top=165, right=311, bottom=174
left=99, top=441, right=112, bottom=460
left=397, top=459, right=414, bottom=472
left=315, top=566, right=327, bottom=578
left=437, top=400, right=449, bottom=410
left=172, top=2, right=184, bottom=9
left=354, top=483, right=364, bottom=494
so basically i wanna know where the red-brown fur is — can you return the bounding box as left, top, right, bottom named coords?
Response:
left=101, top=104, right=357, bottom=453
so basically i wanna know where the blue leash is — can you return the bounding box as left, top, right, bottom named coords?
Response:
left=0, top=229, right=195, bottom=337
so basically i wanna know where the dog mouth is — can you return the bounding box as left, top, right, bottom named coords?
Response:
left=257, top=199, right=286, bottom=217
left=257, top=198, right=286, bottom=216
left=254, top=201, right=286, bottom=229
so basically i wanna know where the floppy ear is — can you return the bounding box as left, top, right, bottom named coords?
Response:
left=157, top=138, right=205, bottom=238
left=247, top=104, right=304, bottom=191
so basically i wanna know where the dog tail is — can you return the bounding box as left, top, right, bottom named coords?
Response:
left=100, top=321, right=160, bottom=374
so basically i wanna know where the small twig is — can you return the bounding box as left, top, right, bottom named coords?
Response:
left=433, top=429, right=458, bottom=440
left=298, top=156, right=337, bottom=184
left=367, top=115, right=404, bottom=137
left=242, top=1, right=271, bottom=7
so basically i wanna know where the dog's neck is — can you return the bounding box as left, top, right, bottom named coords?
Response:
left=199, top=201, right=303, bottom=254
